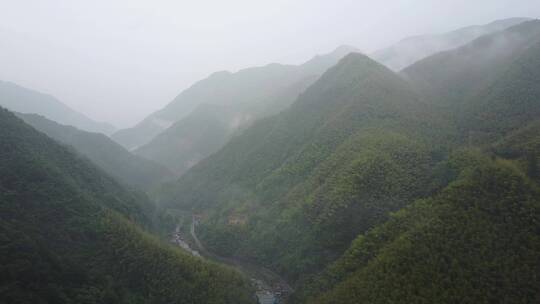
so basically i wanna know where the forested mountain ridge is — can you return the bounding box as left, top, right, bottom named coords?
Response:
left=289, top=20, right=540, bottom=303
left=402, top=20, right=540, bottom=106
left=154, top=52, right=453, bottom=281
left=295, top=152, right=540, bottom=304
left=17, top=113, right=176, bottom=191
left=153, top=19, right=540, bottom=303
left=459, top=39, right=540, bottom=139
left=0, top=107, right=254, bottom=303
left=402, top=20, right=540, bottom=142
left=0, top=80, right=115, bottom=135
left=372, top=17, right=530, bottom=71
left=112, top=46, right=358, bottom=151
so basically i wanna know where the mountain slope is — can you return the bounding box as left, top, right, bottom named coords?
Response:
left=402, top=20, right=540, bottom=143
left=0, top=107, right=253, bottom=303
left=155, top=20, right=540, bottom=294
left=0, top=81, right=115, bottom=134
left=134, top=74, right=318, bottom=175
left=135, top=103, right=253, bottom=175
left=155, top=53, right=452, bottom=281
left=297, top=153, right=540, bottom=304
left=372, top=17, right=530, bottom=71
left=288, top=20, right=540, bottom=304
left=112, top=46, right=358, bottom=151
left=17, top=113, right=175, bottom=190
left=402, top=20, right=540, bottom=106
left=459, top=40, right=540, bottom=139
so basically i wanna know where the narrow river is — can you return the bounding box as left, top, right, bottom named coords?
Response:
left=171, top=216, right=293, bottom=304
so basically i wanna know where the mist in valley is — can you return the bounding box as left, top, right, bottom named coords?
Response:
left=1, top=1, right=540, bottom=304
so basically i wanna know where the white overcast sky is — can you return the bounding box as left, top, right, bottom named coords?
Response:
left=1, top=0, right=539, bottom=127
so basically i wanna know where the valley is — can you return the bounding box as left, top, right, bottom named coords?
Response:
left=1, top=10, right=539, bottom=304
left=172, top=214, right=292, bottom=303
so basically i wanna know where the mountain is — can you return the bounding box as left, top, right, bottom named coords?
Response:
left=0, top=107, right=253, bottom=303
left=112, top=46, right=358, bottom=151
left=295, top=152, right=540, bottom=304
left=134, top=74, right=318, bottom=175
left=459, top=39, right=540, bottom=140
left=154, top=52, right=451, bottom=281
left=372, top=17, right=530, bottom=71
left=491, top=119, right=540, bottom=183
left=0, top=81, right=116, bottom=135
left=17, top=113, right=176, bottom=190
left=290, top=20, right=540, bottom=303
left=402, top=20, right=540, bottom=140
left=135, top=103, right=253, bottom=175
left=152, top=19, right=540, bottom=303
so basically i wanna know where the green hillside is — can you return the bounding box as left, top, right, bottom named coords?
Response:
left=402, top=20, right=540, bottom=108
left=155, top=53, right=453, bottom=281
left=297, top=153, right=539, bottom=304
left=0, top=108, right=253, bottom=304
left=292, top=21, right=540, bottom=303
left=402, top=20, right=540, bottom=143
left=17, top=113, right=175, bottom=190
left=459, top=40, right=540, bottom=140
left=490, top=120, right=540, bottom=183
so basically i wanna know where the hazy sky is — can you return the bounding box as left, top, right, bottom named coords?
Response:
left=1, top=0, right=539, bottom=128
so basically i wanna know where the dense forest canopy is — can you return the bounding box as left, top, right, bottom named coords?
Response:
left=17, top=112, right=175, bottom=190
left=0, top=108, right=254, bottom=304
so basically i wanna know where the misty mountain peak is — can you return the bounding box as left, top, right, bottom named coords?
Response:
left=314, top=52, right=396, bottom=88
left=486, top=17, right=533, bottom=28
left=294, top=51, right=418, bottom=112
left=372, top=17, right=533, bottom=71
left=207, top=70, right=233, bottom=79
left=309, top=45, right=361, bottom=61
left=332, top=45, right=362, bottom=56
left=337, top=52, right=378, bottom=66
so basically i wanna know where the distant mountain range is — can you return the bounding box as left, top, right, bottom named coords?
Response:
left=116, top=18, right=531, bottom=178
left=113, top=45, right=357, bottom=151
left=372, top=17, right=530, bottom=71
left=17, top=113, right=175, bottom=190
left=0, top=81, right=116, bottom=134
left=117, top=46, right=358, bottom=175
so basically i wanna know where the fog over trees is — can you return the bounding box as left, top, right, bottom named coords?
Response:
left=1, top=2, right=539, bottom=304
